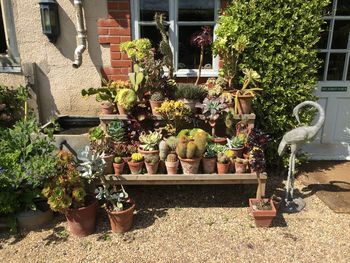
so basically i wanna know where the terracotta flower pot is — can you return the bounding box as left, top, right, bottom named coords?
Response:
left=117, top=104, right=128, bottom=115
left=150, top=100, right=164, bottom=116
left=128, top=161, right=144, bottom=174
left=165, top=160, right=179, bottom=175
left=113, top=162, right=125, bottom=176
left=65, top=196, right=98, bottom=237
left=145, top=161, right=159, bottom=174
left=235, top=162, right=247, bottom=173
left=249, top=198, right=277, bottom=227
left=236, top=94, right=253, bottom=114
left=202, top=157, right=216, bottom=174
left=217, top=162, right=230, bottom=174
left=179, top=157, right=201, bottom=175
left=138, top=147, right=159, bottom=158
left=103, top=154, right=114, bottom=175
left=211, top=137, right=227, bottom=145
left=106, top=200, right=135, bottom=233
left=230, top=147, right=244, bottom=158
left=101, top=102, right=115, bottom=114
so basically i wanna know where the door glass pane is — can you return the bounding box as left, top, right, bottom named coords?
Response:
left=318, top=20, right=330, bottom=49
left=178, top=26, right=213, bottom=69
left=318, top=53, right=327, bottom=80
left=178, top=0, right=215, bottom=21
left=327, top=53, right=346, bottom=80
left=337, top=0, right=350, bottom=16
left=331, top=20, right=350, bottom=49
left=140, top=0, right=169, bottom=21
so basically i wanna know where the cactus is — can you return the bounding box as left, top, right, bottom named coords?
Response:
left=176, top=138, right=187, bottom=159
left=144, top=154, right=160, bottom=164
left=114, top=156, right=123, bottom=164
left=166, top=136, right=178, bottom=151
left=217, top=152, right=229, bottom=164
left=186, top=141, right=197, bottom=159
left=129, top=64, right=144, bottom=92
left=159, top=140, right=170, bottom=161
left=150, top=91, right=164, bottom=101
left=131, top=153, right=143, bottom=162
left=154, top=13, right=174, bottom=78
left=193, top=132, right=207, bottom=158
left=166, top=153, right=178, bottom=162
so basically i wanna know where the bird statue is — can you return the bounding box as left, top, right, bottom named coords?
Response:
left=278, top=101, right=325, bottom=213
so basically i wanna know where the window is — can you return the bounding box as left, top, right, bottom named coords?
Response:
left=0, top=0, right=20, bottom=73
left=131, top=0, right=220, bottom=77
left=318, top=0, right=350, bottom=81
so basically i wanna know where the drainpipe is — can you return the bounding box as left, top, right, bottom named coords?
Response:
left=72, top=0, right=87, bottom=68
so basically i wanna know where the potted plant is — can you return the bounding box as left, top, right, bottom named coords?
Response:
left=127, top=153, right=144, bottom=174
left=149, top=91, right=165, bottom=116
left=95, top=185, right=135, bottom=233
left=235, top=157, right=248, bottom=173
left=217, top=152, right=230, bottom=174
left=175, top=83, right=207, bottom=111
left=176, top=132, right=207, bottom=175
left=144, top=154, right=160, bottom=175
left=107, top=120, right=125, bottom=148
left=227, top=133, right=246, bottom=158
left=113, top=156, right=125, bottom=176
left=202, top=143, right=217, bottom=174
left=42, top=151, right=99, bottom=237
left=165, top=153, right=179, bottom=175
left=115, top=88, right=137, bottom=115
left=138, top=130, right=163, bottom=157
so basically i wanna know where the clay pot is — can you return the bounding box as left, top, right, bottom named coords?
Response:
left=138, top=147, right=159, bottom=158
left=101, top=102, right=115, bottom=114
left=249, top=198, right=277, bottom=227
left=202, top=157, right=216, bottom=174
left=16, top=202, right=53, bottom=230
left=103, top=154, right=114, bottom=175
left=217, top=162, right=230, bottom=174
left=106, top=200, right=135, bottom=233
left=211, top=137, right=227, bottom=145
left=236, top=94, right=253, bottom=114
left=66, top=196, right=98, bottom=237
left=150, top=100, right=164, bottom=116
left=128, top=161, right=144, bottom=174
left=113, top=162, right=125, bottom=176
left=179, top=157, right=201, bottom=175
left=165, top=160, right=179, bottom=175
left=235, top=162, right=247, bottom=173
left=117, top=104, right=128, bottom=115
left=181, top=99, right=198, bottom=112
left=230, top=147, right=244, bottom=158
left=145, top=161, right=159, bottom=174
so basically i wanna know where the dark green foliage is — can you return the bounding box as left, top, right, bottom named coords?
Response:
left=218, top=0, right=329, bottom=167
left=0, top=85, right=27, bottom=126
left=107, top=120, right=125, bottom=142
left=175, top=83, right=207, bottom=101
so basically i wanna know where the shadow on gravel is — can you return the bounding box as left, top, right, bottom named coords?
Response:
left=42, top=226, right=69, bottom=245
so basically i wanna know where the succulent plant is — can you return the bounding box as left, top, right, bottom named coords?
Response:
left=115, top=88, right=137, bottom=110
left=131, top=153, right=143, bottom=163
left=114, top=156, right=123, bottom=164
left=203, top=143, right=217, bottom=158
left=224, top=149, right=235, bottom=159
left=227, top=133, right=246, bottom=149
left=217, top=152, right=230, bottom=164
left=175, top=83, right=207, bottom=101
left=176, top=135, right=188, bottom=159
left=166, top=153, right=178, bottom=162
left=107, top=120, right=125, bottom=142
left=166, top=136, right=178, bottom=151
left=139, top=130, right=163, bottom=151
left=159, top=140, right=170, bottom=161
left=248, top=146, right=266, bottom=173
left=155, top=100, right=191, bottom=121
left=144, top=154, right=160, bottom=164
left=129, top=64, right=144, bottom=92
left=150, top=91, right=164, bottom=102
left=89, top=126, right=104, bottom=142
left=193, top=132, right=207, bottom=158
left=95, top=186, right=130, bottom=212
left=186, top=141, right=197, bottom=159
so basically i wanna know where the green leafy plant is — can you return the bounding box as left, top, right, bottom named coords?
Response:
left=129, top=64, right=144, bottom=92
left=0, top=85, right=28, bottom=125
left=175, top=83, right=207, bottom=101
left=139, top=130, right=163, bottom=151
left=107, top=120, right=125, bottom=142
left=89, top=126, right=104, bottom=142
left=227, top=134, right=246, bottom=149
left=121, top=38, right=152, bottom=63
left=115, top=88, right=137, bottom=110
left=95, top=186, right=130, bottom=212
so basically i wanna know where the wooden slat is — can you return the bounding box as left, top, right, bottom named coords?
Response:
left=99, top=114, right=256, bottom=121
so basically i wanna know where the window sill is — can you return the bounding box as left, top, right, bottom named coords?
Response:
left=0, top=55, right=21, bottom=73
left=0, top=66, right=21, bottom=73
left=174, top=69, right=219, bottom=78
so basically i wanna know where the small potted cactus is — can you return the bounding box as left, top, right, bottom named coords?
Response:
left=113, top=156, right=125, bottom=176
left=138, top=130, right=163, bottom=157
left=149, top=91, right=165, bottom=116
left=217, top=152, right=230, bottom=174
left=227, top=133, right=246, bottom=158
left=235, top=157, right=248, bottom=173
left=202, top=143, right=217, bottom=174
left=144, top=154, right=160, bottom=175
left=176, top=132, right=207, bottom=174
left=165, top=153, right=179, bottom=174
left=127, top=153, right=144, bottom=174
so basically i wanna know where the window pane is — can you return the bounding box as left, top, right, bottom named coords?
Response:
left=325, top=0, right=334, bottom=16
left=140, top=0, right=168, bottom=21
left=318, top=53, right=327, bottom=80
left=348, top=58, right=350, bottom=80
left=178, top=26, right=213, bottom=69
left=331, top=20, right=350, bottom=49
left=178, top=0, right=215, bottom=21
left=318, top=20, right=330, bottom=49
left=337, top=0, right=350, bottom=16
left=0, top=5, right=7, bottom=54
left=327, top=53, right=346, bottom=80
left=140, top=25, right=163, bottom=58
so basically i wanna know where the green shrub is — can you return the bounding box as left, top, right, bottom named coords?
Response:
left=216, top=0, right=329, bottom=168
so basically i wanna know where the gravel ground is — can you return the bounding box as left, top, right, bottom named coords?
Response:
left=1, top=176, right=349, bottom=263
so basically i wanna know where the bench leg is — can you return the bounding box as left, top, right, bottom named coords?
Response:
left=256, top=179, right=266, bottom=199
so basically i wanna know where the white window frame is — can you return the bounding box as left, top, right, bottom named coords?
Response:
left=131, top=0, right=220, bottom=78
left=0, top=0, right=20, bottom=73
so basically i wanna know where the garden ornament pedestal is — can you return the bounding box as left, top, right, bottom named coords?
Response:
left=278, top=101, right=325, bottom=213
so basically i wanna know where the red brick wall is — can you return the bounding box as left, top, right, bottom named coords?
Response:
left=97, top=0, right=132, bottom=81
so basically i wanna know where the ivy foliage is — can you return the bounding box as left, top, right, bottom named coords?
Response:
left=217, top=0, right=329, bottom=167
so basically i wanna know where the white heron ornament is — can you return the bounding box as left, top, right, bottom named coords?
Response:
left=278, top=101, right=325, bottom=213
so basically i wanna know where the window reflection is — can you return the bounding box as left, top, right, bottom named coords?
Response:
left=140, top=0, right=168, bottom=21
left=318, top=20, right=330, bottom=49
left=331, top=20, right=350, bottom=49
left=337, top=0, right=350, bottom=16
left=327, top=53, right=346, bottom=80
left=178, top=0, right=215, bottom=21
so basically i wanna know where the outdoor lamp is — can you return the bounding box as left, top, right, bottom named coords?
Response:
left=39, top=0, right=60, bottom=43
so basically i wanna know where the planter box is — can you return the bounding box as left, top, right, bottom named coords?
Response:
left=249, top=198, right=276, bottom=227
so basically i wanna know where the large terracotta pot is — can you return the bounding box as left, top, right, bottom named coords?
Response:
left=150, top=100, right=164, bottom=116
left=117, top=104, right=127, bottom=115
left=101, top=102, right=115, bottom=114
left=65, top=196, right=98, bottom=237
left=145, top=161, right=159, bottom=174
left=249, top=198, right=277, bottom=227
left=202, top=157, right=216, bottom=174
left=179, top=157, right=201, bottom=175
left=236, top=94, right=254, bottom=114
left=138, top=147, right=159, bottom=158
left=103, top=154, right=114, bottom=175
left=106, top=200, right=135, bottom=233
left=217, top=162, right=230, bottom=174
left=165, top=160, right=179, bottom=174
left=113, top=162, right=125, bottom=176
left=128, top=161, right=144, bottom=174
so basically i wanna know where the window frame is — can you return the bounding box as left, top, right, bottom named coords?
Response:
left=131, top=0, right=220, bottom=77
left=0, top=0, right=20, bottom=73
